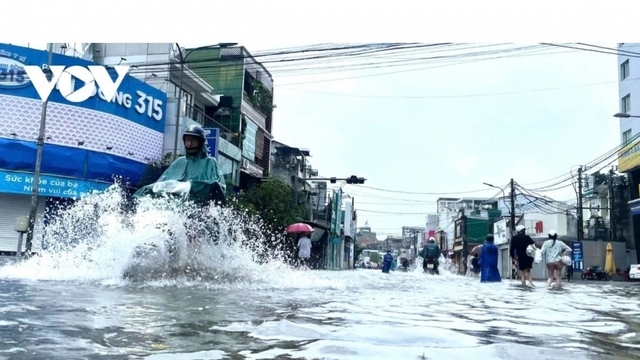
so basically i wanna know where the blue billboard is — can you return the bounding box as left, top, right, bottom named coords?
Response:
left=0, top=44, right=166, bottom=132
left=0, top=43, right=169, bottom=193
left=203, top=127, right=219, bottom=159
left=571, top=241, right=584, bottom=271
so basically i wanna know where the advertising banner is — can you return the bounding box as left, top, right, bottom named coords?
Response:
left=203, top=127, right=219, bottom=159
left=571, top=241, right=584, bottom=271
left=618, top=138, right=640, bottom=172
left=0, top=170, right=109, bottom=199
left=330, top=189, right=342, bottom=235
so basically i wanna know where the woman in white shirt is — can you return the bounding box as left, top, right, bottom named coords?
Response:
left=540, top=230, right=572, bottom=288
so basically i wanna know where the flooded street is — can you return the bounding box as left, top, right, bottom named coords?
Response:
left=1, top=268, right=640, bottom=360
left=0, top=189, right=638, bottom=360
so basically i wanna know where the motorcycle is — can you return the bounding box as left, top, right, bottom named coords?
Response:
left=399, top=259, right=410, bottom=272
left=581, top=265, right=610, bottom=281
left=423, top=257, right=438, bottom=275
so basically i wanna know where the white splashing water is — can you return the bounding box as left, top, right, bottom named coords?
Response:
left=0, top=185, right=337, bottom=289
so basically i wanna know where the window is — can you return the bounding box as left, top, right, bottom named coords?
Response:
left=242, top=120, right=258, bottom=162
left=621, top=60, right=630, bottom=80
left=622, top=94, right=631, bottom=114
left=623, top=129, right=632, bottom=145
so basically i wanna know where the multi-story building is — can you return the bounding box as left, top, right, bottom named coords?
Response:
left=617, top=43, right=640, bottom=263
left=0, top=43, right=167, bottom=254
left=78, top=42, right=242, bottom=187
left=86, top=43, right=276, bottom=190
left=188, top=46, right=275, bottom=190
left=355, top=223, right=378, bottom=248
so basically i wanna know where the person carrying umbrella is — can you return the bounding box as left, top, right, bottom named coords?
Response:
left=286, top=223, right=314, bottom=268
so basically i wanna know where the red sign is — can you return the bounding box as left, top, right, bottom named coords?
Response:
left=535, top=221, right=543, bottom=234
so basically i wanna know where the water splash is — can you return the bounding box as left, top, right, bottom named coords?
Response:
left=0, top=185, right=332, bottom=289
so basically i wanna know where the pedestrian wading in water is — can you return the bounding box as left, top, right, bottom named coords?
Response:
left=540, top=229, right=572, bottom=289
left=479, top=234, right=501, bottom=282
left=510, top=225, right=536, bottom=287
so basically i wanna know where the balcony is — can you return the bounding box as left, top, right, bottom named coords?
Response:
left=185, top=104, right=240, bottom=147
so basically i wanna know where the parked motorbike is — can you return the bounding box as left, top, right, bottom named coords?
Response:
left=581, top=265, right=610, bottom=281
left=423, top=257, right=438, bottom=275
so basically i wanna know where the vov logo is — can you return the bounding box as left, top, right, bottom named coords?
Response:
left=23, top=65, right=130, bottom=103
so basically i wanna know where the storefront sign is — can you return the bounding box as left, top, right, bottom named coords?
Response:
left=0, top=170, right=109, bottom=199
left=0, top=44, right=167, bottom=130
left=571, top=241, right=584, bottom=271
left=330, top=189, right=342, bottom=235
left=618, top=138, right=640, bottom=172
left=203, top=127, right=219, bottom=159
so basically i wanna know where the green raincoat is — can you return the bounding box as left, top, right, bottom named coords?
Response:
left=419, top=243, right=441, bottom=260
left=134, top=145, right=226, bottom=205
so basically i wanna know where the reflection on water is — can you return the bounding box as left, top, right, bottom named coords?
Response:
left=0, top=271, right=639, bottom=360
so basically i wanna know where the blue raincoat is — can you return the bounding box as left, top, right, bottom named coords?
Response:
left=382, top=253, right=394, bottom=273
left=391, top=259, right=397, bottom=271
left=479, top=240, right=502, bottom=282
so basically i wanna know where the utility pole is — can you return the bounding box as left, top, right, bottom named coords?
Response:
left=293, top=158, right=301, bottom=218
left=509, top=178, right=516, bottom=233
left=609, top=167, right=616, bottom=242
left=25, top=43, right=54, bottom=255
left=577, top=166, right=584, bottom=241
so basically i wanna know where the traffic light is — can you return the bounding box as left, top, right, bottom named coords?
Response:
left=330, top=177, right=337, bottom=184
left=346, top=175, right=366, bottom=184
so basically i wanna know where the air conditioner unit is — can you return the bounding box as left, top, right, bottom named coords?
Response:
left=220, top=133, right=232, bottom=141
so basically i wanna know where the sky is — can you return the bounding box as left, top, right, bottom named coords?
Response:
left=12, top=0, right=636, bottom=238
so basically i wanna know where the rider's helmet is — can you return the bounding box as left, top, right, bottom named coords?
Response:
left=548, top=229, right=558, bottom=240
left=515, top=225, right=526, bottom=233
left=428, top=237, right=435, bottom=243
left=183, top=124, right=206, bottom=142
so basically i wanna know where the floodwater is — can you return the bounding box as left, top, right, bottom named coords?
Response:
left=0, top=187, right=639, bottom=360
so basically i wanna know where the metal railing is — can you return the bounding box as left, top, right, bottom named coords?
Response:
left=184, top=104, right=240, bottom=146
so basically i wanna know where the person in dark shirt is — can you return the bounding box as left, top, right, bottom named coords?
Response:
left=509, top=225, right=536, bottom=287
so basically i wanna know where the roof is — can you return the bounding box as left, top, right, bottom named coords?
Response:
left=273, top=141, right=311, bottom=157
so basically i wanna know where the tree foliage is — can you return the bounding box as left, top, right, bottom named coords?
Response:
left=369, top=252, right=381, bottom=263
left=230, top=178, right=309, bottom=239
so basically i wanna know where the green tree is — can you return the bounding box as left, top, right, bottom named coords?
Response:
left=232, top=178, right=309, bottom=238
left=369, top=252, right=381, bottom=263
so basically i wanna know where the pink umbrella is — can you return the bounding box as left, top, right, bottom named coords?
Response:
left=286, top=223, right=314, bottom=234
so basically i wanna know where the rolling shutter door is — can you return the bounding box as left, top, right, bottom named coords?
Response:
left=0, top=194, right=46, bottom=254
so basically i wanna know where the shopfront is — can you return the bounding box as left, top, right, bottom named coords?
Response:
left=0, top=43, right=167, bottom=253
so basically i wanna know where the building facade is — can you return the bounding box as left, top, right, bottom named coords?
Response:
left=0, top=43, right=167, bottom=254
left=188, top=46, right=275, bottom=191
left=617, top=43, right=640, bottom=262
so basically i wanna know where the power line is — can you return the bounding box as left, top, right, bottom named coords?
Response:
left=347, top=184, right=503, bottom=195
left=279, top=78, right=622, bottom=99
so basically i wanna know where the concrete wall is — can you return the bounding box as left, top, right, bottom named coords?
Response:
left=582, top=240, right=637, bottom=271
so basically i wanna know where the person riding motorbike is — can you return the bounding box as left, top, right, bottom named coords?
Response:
left=132, top=124, right=227, bottom=255
left=419, top=237, right=442, bottom=274
left=134, top=124, right=227, bottom=205
left=401, top=258, right=410, bottom=272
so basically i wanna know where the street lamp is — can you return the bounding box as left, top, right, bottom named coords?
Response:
left=172, top=42, right=238, bottom=162
left=613, top=112, right=640, bottom=119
